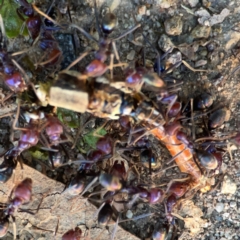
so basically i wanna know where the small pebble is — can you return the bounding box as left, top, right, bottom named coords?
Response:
left=215, top=202, right=224, bottom=213
left=221, top=175, right=237, bottom=194
left=187, top=0, right=199, bottom=7
left=158, top=34, right=175, bottom=52
left=191, top=25, right=211, bottom=39
left=230, top=201, right=237, bottom=208
left=164, top=15, right=183, bottom=36
left=127, top=50, right=135, bottom=61
left=126, top=210, right=133, bottom=219
left=138, top=5, right=146, bottom=15
left=195, top=59, right=207, bottom=67
left=157, top=0, right=174, bottom=8
left=36, top=164, right=42, bottom=172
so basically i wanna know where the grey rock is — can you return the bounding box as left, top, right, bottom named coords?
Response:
left=191, top=25, right=211, bottom=39
left=127, top=50, right=136, bottom=61
left=215, top=202, right=224, bottom=213
left=164, top=16, right=183, bottom=36
left=230, top=201, right=237, bottom=208
left=221, top=175, right=237, bottom=194
left=158, top=34, right=175, bottom=52
left=126, top=210, right=133, bottom=219
left=187, top=0, right=199, bottom=7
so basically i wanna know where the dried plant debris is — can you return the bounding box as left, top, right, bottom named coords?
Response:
left=173, top=200, right=206, bottom=235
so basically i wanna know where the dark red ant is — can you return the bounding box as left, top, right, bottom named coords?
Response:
left=0, top=15, right=29, bottom=103
left=0, top=107, right=69, bottom=182
left=17, top=0, right=42, bottom=40
left=53, top=0, right=141, bottom=77
left=0, top=111, right=41, bottom=183
left=62, top=227, right=82, bottom=240
left=0, top=48, right=27, bottom=96
left=0, top=178, right=32, bottom=238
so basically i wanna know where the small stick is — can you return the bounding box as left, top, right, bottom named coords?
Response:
left=182, top=60, right=209, bottom=72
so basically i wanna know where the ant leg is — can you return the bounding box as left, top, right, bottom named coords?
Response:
left=151, top=164, right=178, bottom=177
left=40, top=132, right=51, bottom=149
left=11, top=59, right=29, bottom=84
left=111, top=41, right=124, bottom=71
left=49, top=139, right=72, bottom=147
left=64, top=50, right=91, bottom=71
left=182, top=60, right=208, bottom=72
left=161, top=61, right=182, bottom=76
left=0, top=15, right=6, bottom=37
left=118, top=213, right=154, bottom=223
left=107, top=62, right=128, bottom=70
left=165, top=177, right=190, bottom=194
left=10, top=101, right=20, bottom=142
left=113, top=24, right=141, bottom=41
left=80, top=176, right=99, bottom=196
left=93, top=0, right=102, bottom=37
left=33, top=51, right=48, bottom=69
left=33, top=4, right=59, bottom=27
left=72, top=117, right=95, bottom=149
left=165, top=147, right=187, bottom=165
left=110, top=215, right=119, bottom=240
left=0, top=92, right=14, bottom=106
left=127, top=126, right=148, bottom=146
left=93, top=202, right=106, bottom=219
left=164, top=94, right=178, bottom=120
left=10, top=216, right=17, bottom=240
left=45, top=0, right=56, bottom=18
left=190, top=98, right=196, bottom=140
left=109, top=53, right=114, bottom=80
left=70, top=24, right=98, bottom=43
left=111, top=41, right=121, bottom=64
left=92, top=120, right=108, bottom=138
left=34, top=50, right=62, bottom=67
left=141, top=32, right=162, bottom=76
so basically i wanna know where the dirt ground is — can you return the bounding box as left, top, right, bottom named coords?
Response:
left=1, top=0, right=240, bottom=239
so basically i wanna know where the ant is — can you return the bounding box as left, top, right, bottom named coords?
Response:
left=62, top=227, right=82, bottom=240
left=0, top=15, right=28, bottom=103
left=0, top=178, right=32, bottom=238
left=16, top=0, right=42, bottom=40
left=0, top=105, right=72, bottom=182
left=32, top=0, right=140, bottom=76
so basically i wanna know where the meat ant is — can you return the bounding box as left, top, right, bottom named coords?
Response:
left=11, top=1, right=63, bottom=70
left=0, top=104, right=72, bottom=182
left=16, top=0, right=42, bottom=40
left=32, top=0, right=140, bottom=75
left=62, top=227, right=82, bottom=240
left=0, top=15, right=28, bottom=102
left=0, top=178, right=32, bottom=238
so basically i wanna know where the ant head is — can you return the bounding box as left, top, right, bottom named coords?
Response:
left=196, top=150, right=218, bottom=170
left=195, top=92, right=214, bottom=110
left=99, top=173, right=122, bottom=191
left=101, top=13, right=117, bottom=35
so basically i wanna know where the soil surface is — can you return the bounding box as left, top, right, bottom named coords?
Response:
left=1, top=0, right=240, bottom=239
